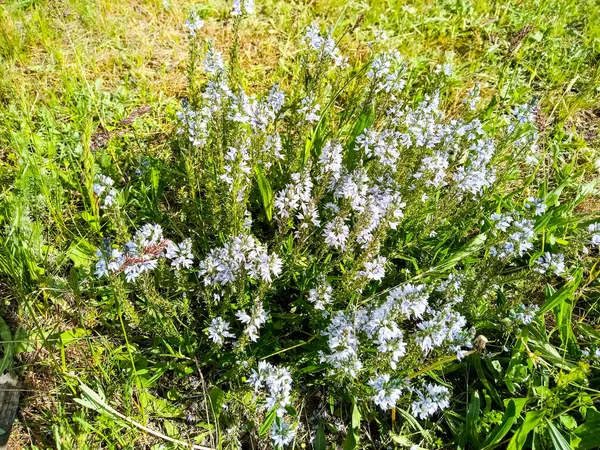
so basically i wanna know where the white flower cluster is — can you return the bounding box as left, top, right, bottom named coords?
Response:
left=93, top=174, right=118, bottom=208
left=203, top=41, right=225, bottom=75
left=307, top=279, right=333, bottom=310
left=416, top=306, right=472, bottom=358
left=374, top=321, right=407, bottom=369
left=588, top=223, right=600, bottom=247
left=270, top=419, right=297, bottom=447
left=304, top=23, right=347, bottom=67
left=367, top=51, right=406, bottom=95
left=526, top=197, right=547, bottom=216
left=229, top=84, right=285, bottom=132
left=389, top=283, right=429, bottom=319
left=319, top=281, right=473, bottom=381
left=318, top=140, right=344, bottom=180
left=368, top=374, right=407, bottom=409
left=357, top=255, right=387, bottom=281
left=166, top=239, right=194, bottom=270
left=489, top=213, right=536, bottom=259
left=221, top=143, right=252, bottom=202
left=231, top=0, right=254, bottom=16
left=369, top=376, right=451, bottom=421
left=198, top=234, right=283, bottom=286
left=176, top=44, right=233, bottom=149
left=207, top=317, right=235, bottom=346
left=95, top=224, right=192, bottom=282
left=534, top=252, right=566, bottom=276
left=356, top=128, right=401, bottom=168
left=411, top=383, right=451, bottom=419
left=260, top=133, right=285, bottom=169
left=319, top=311, right=363, bottom=378
left=510, top=103, right=540, bottom=165
left=582, top=347, right=600, bottom=362
left=248, top=361, right=297, bottom=446
left=509, top=303, right=539, bottom=326
left=274, top=172, right=319, bottom=229
left=298, top=96, right=321, bottom=124
left=323, top=216, right=350, bottom=250
left=185, top=10, right=204, bottom=37
left=453, top=136, right=497, bottom=196
left=248, top=361, right=293, bottom=417
left=236, top=301, right=267, bottom=341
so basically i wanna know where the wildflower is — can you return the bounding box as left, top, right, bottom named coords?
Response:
left=236, top=301, right=268, bottom=341
left=323, top=216, right=350, bottom=250
left=588, top=223, right=600, bottom=247
left=416, top=306, right=468, bottom=355
left=298, top=97, right=321, bottom=123
left=534, top=252, right=566, bottom=276
left=357, top=256, right=387, bottom=281
left=303, top=23, right=346, bottom=67
left=274, top=173, right=314, bottom=220
left=270, top=419, right=296, bottom=447
left=307, top=279, right=333, bottom=310
left=510, top=303, right=539, bottom=326
left=388, top=284, right=429, bottom=320
left=231, top=0, right=254, bottom=16
left=198, top=234, right=283, bottom=286
left=185, top=11, right=204, bottom=37
left=411, top=383, right=451, bottom=419
left=454, top=138, right=497, bottom=196
left=94, top=224, right=171, bottom=282
left=166, top=239, right=194, bottom=270
left=320, top=311, right=362, bottom=378
left=490, top=217, right=536, bottom=259
left=375, top=321, right=407, bottom=369
left=207, top=317, right=235, bottom=345
left=490, top=213, right=513, bottom=232
left=526, top=197, right=547, bottom=216
left=415, top=151, right=449, bottom=188
left=369, top=374, right=407, bottom=410
left=203, top=41, right=225, bottom=75
left=93, top=174, right=118, bottom=209
left=247, top=362, right=293, bottom=417
left=262, top=133, right=285, bottom=166
left=318, top=141, right=343, bottom=181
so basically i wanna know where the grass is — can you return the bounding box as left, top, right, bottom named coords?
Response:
left=0, top=0, right=599, bottom=449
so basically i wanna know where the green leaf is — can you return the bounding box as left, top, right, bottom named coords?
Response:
left=482, top=399, right=527, bottom=449
left=313, top=423, right=326, bottom=450
left=67, top=238, right=96, bottom=268
left=559, top=415, right=578, bottom=431
left=259, top=409, right=277, bottom=437
left=209, top=386, right=225, bottom=418
left=546, top=419, right=571, bottom=450
left=573, top=409, right=600, bottom=449
left=343, top=402, right=361, bottom=450
left=507, top=409, right=545, bottom=450
left=389, top=433, right=413, bottom=446
left=429, top=233, right=487, bottom=274
left=462, top=391, right=480, bottom=447
left=254, top=165, right=273, bottom=221
left=59, top=328, right=91, bottom=346
left=0, top=315, right=13, bottom=374
left=342, top=429, right=357, bottom=450
left=537, top=268, right=582, bottom=315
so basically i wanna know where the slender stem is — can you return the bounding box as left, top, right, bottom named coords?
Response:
left=261, top=336, right=318, bottom=360
left=407, top=350, right=477, bottom=379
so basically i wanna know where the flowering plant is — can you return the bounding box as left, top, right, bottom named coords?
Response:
left=83, top=3, right=600, bottom=449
